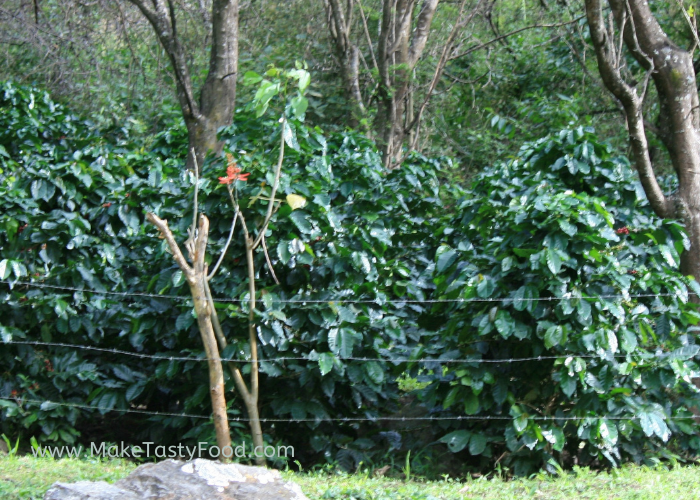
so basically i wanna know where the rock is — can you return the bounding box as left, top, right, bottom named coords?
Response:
left=44, top=459, right=309, bottom=500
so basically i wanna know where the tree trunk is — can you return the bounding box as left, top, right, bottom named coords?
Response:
left=190, top=274, right=233, bottom=460
left=324, top=0, right=366, bottom=128
left=244, top=236, right=265, bottom=465
left=325, top=0, right=440, bottom=168
left=584, top=0, right=700, bottom=298
left=146, top=213, right=233, bottom=459
left=377, top=0, right=439, bottom=168
left=128, top=0, right=239, bottom=170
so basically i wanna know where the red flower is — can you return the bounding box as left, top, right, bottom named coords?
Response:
left=219, top=154, right=250, bottom=184
left=102, top=202, right=112, bottom=208
left=616, top=227, right=630, bottom=235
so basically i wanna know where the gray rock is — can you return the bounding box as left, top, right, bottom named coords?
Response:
left=44, top=459, right=309, bottom=500
left=43, top=482, right=141, bottom=500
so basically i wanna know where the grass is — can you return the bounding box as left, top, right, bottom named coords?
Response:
left=2, top=455, right=700, bottom=499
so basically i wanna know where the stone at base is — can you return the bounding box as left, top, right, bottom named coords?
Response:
left=44, top=459, right=309, bottom=500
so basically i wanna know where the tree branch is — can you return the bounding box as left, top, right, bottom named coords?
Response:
left=408, top=0, right=439, bottom=67
left=252, top=118, right=286, bottom=249
left=146, top=213, right=194, bottom=281
left=449, top=16, right=585, bottom=60
left=584, top=0, right=673, bottom=218
left=405, top=0, right=483, bottom=142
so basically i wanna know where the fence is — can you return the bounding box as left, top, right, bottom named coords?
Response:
left=0, top=279, right=696, bottom=425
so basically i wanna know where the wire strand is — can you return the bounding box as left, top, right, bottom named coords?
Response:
left=0, top=280, right=681, bottom=305
left=2, top=340, right=638, bottom=364
left=0, top=397, right=692, bottom=423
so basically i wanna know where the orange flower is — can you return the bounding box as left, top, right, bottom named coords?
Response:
left=218, top=161, right=250, bottom=184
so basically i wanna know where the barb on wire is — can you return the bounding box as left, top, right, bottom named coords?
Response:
left=0, top=280, right=680, bottom=305
left=2, top=340, right=640, bottom=364
left=0, top=397, right=693, bottom=423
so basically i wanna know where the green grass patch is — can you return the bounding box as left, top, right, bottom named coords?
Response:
left=3, top=456, right=700, bottom=499
left=0, top=456, right=136, bottom=500
left=288, top=465, right=700, bottom=499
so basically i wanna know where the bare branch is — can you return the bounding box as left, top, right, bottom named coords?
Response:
left=405, top=0, right=484, bottom=147
left=674, top=0, right=700, bottom=55
left=252, top=118, right=286, bottom=249
left=261, top=234, right=280, bottom=285
left=146, top=213, right=194, bottom=280
left=358, top=0, right=379, bottom=72
left=450, top=16, right=585, bottom=60
left=207, top=205, right=239, bottom=281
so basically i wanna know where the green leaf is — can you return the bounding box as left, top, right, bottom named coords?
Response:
left=638, top=411, right=670, bottom=441
left=542, top=427, right=565, bottom=452
left=318, top=353, right=334, bottom=376
left=171, top=270, right=186, bottom=287
left=598, top=419, right=618, bottom=447
left=298, top=70, right=311, bottom=92
left=469, top=433, right=487, bottom=455
left=283, top=121, right=300, bottom=150
left=557, top=219, right=577, bottom=236
left=277, top=240, right=291, bottom=264
left=658, top=244, right=678, bottom=267
left=290, top=211, right=313, bottom=234
left=464, top=392, right=479, bottom=415
left=0, top=259, right=9, bottom=280
left=544, top=325, right=564, bottom=348
left=494, top=310, right=514, bottom=339
left=254, top=80, right=279, bottom=116
left=351, top=251, right=371, bottom=275
left=513, top=413, right=528, bottom=433
left=4, top=218, right=18, bottom=242
left=175, top=312, right=194, bottom=332
left=439, top=430, right=471, bottom=453
left=443, top=386, right=460, bottom=409
left=290, top=96, right=309, bottom=120
left=126, top=382, right=145, bottom=402
left=242, top=71, right=263, bottom=86
left=546, top=248, right=562, bottom=275
left=577, top=300, right=592, bottom=324
left=513, top=285, right=537, bottom=311
left=477, top=277, right=495, bottom=298
left=365, top=361, right=384, bottom=384
left=328, top=328, right=355, bottom=358
left=620, top=328, right=638, bottom=353
left=593, top=201, right=614, bottom=227
left=436, top=248, right=458, bottom=273
left=493, top=382, right=508, bottom=405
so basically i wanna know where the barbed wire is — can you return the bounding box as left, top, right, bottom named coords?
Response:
left=0, top=279, right=682, bottom=305
left=2, top=340, right=642, bottom=364
left=0, top=396, right=692, bottom=423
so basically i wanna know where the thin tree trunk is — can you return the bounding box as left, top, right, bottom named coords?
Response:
left=245, top=236, right=265, bottom=466
left=190, top=275, right=232, bottom=459
left=376, top=0, right=439, bottom=168
left=324, top=0, right=367, bottom=128
left=146, top=213, right=233, bottom=459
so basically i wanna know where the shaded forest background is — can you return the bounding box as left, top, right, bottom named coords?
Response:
left=3, top=0, right=685, bottom=171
